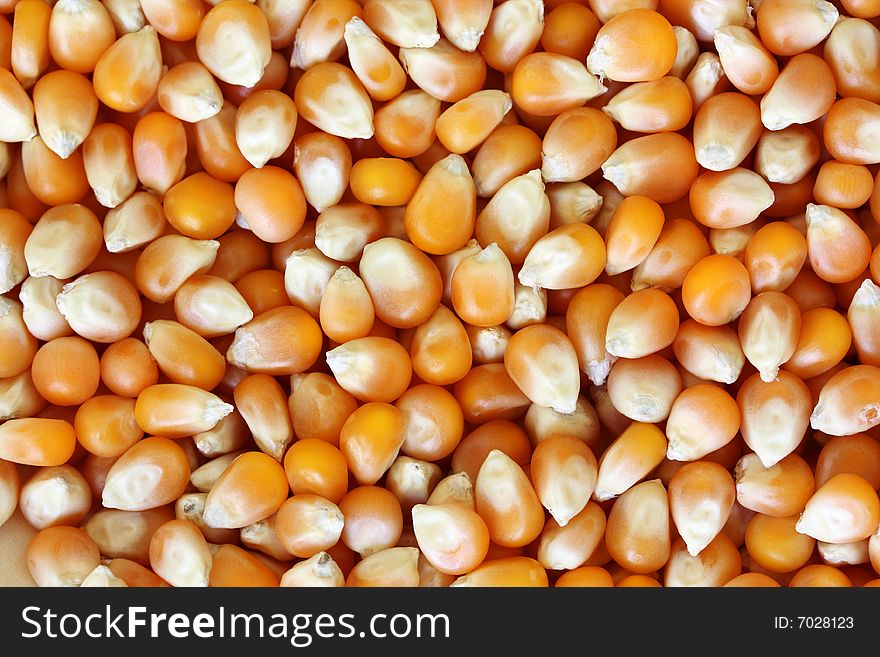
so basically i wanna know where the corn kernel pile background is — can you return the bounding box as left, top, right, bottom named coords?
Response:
left=1, top=0, right=880, bottom=588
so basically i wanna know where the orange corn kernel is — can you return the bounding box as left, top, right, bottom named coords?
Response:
left=410, top=304, right=473, bottom=386
left=100, top=338, right=159, bottom=399
left=690, top=168, right=775, bottom=230
left=737, top=370, right=812, bottom=467
left=148, top=519, right=212, bottom=587
left=756, top=0, right=838, bottom=57
left=32, top=70, right=97, bottom=161
left=202, top=451, right=289, bottom=529
left=175, top=275, right=254, bottom=339
left=472, top=124, right=542, bottom=198
left=815, top=434, right=880, bottom=491
left=530, top=435, right=597, bottom=526
left=351, top=157, right=423, bottom=207
left=450, top=420, right=532, bottom=482
left=326, top=336, right=413, bottom=403
left=474, top=449, right=544, bottom=548
left=0, top=418, right=76, bottom=467
left=760, top=53, right=837, bottom=131
left=432, top=0, right=493, bottom=53
left=632, top=218, right=710, bottom=292
left=672, top=320, right=745, bottom=385
left=92, top=26, right=162, bottom=113
left=666, top=384, right=740, bottom=462
left=314, top=204, right=383, bottom=264
left=504, top=324, right=580, bottom=415
left=280, top=250, right=337, bottom=319
left=339, top=485, right=403, bottom=557
left=82, top=123, right=138, bottom=210
left=539, top=502, right=606, bottom=572
left=604, top=288, right=679, bottom=360
left=140, top=0, right=205, bottom=41
left=346, top=547, right=420, bottom=587
left=713, top=25, right=778, bottom=96
left=289, top=372, right=358, bottom=447
left=24, top=204, right=102, bottom=280
left=196, top=0, right=272, bottom=87
left=593, top=421, right=666, bottom=501
left=102, top=437, right=190, bottom=511
left=451, top=556, right=548, bottom=587
left=783, top=308, right=851, bottom=380
left=373, top=90, right=441, bottom=160
left=359, top=238, right=443, bottom=329
left=84, top=506, right=173, bottom=566
left=48, top=0, right=116, bottom=74
left=475, top=170, right=549, bottom=267
left=193, top=102, right=253, bottom=183
left=681, top=254, right=751, bottom=326
left=235, top=90, right=297, bottom=169
left=401, top=154, right=475, bottom=255
left=743, top=221, right=808, bottom=293
left=319, top=267, right=375, bottom=344
left=134, top=383, right=233, bottom=439
left=518, top=223, right=606, bottom=291
left=848, top=279, right=880, bottom=366
left=789, top=564, right=853, bottom=588
left=284, top=438, right=349, bottom=504
left=275, top=494, right=344, bottom=558
left=339, top=401, right=405, bottom=485
left=814, top=161, right=874, bottom=209
left=144, top=320, right=226, bottom=390
left=227, top=305, right=323, bottom=376
left=824, top=18, right=880, bottom=104
left=413, top=503, right=490, bottom=575
left=208, top=544, right=280, bottom=587
left=735, top=452, right=815, bottom=518
left=451, top=244, right=515, bottom=328
left=603, top=195, right=664, bottom=276
left=26, top=525, right=101, bottom=587
left=344, top=16, right=406, bottom=102
left=737, top=292, right=801, bottom=383
left=669, top=461, right=736, bottom=556
left=10, top=0, right=52, bottom=90
left=512, top=52, right=605, bottom=117
left=399, top=38, right=487, bottom=103
left=0, top=297, right=39, bottom=380
left=796, top=474, right=880, bottom=543
left=565, top=283, right=625, bottom=386
left=477, top=0, right=543, bottom=74
left=604, top=76, right=692, bottom=134
left=601, top=132, right=699, bottom=204
left=20, top=135, right=89, bottom=206
left=395, top=383, right=464, bottom=462
left=587, top=8, right=677, bottom=83
left=291, top=132, right=351, bottom=213
left=31, top=336, right=99, bottom=406
left=664, top=533, right=742, bottom=586
left=157, top=62, right=223, bottom=124
left=805, top=204, right=872, bottom=284
left=74, top=395, right=143, bottom=459
left=541, top=107, right=617, bottom=183
left=605, top=479, right=671, bottom=574
left=294, top=62, right=374, bottom=140
left=135, top=235, right=219, bottom=304
left=606, top=355, right=681, bottom=423
left=234, top=166, right=307, bottom=243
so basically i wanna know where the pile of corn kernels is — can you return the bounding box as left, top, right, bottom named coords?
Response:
left=1, top=0, right=880, bottom=587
